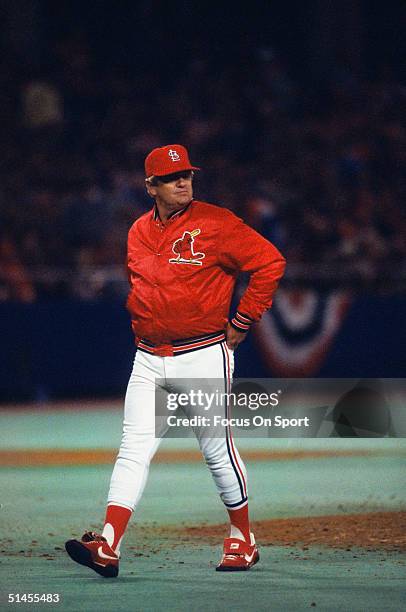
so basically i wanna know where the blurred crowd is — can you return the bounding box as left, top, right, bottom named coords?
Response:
left=1, top=36, right=405, bottom=301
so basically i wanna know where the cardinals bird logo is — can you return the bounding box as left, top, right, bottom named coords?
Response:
left=169, top=229, right=205, bottom=265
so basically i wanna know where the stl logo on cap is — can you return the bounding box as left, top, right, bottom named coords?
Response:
left=168, top=149, right=180, bottom=162
left=145, top=144, right=200, bottom=178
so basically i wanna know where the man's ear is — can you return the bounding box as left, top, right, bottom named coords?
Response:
left=145, top=181, right=157, bottom=199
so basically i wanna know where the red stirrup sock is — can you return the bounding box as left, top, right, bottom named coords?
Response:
left=102, top=504, right=132, bottom=554
left=227, top=503, right=251, bottom=542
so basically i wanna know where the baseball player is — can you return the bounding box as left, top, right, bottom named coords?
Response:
left=65, top=144, right=286, bottom=577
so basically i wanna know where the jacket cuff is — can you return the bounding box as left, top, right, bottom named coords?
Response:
left=230, top=311, right=254, bottom=333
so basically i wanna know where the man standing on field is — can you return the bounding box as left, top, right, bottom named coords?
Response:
left=65, top=144, right=286, bottom=576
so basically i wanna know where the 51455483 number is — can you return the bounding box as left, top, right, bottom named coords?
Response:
left=8, top=594, right=60, bottom=603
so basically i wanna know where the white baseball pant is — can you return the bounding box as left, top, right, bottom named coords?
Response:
left=107, top=339, right=248, bottom=511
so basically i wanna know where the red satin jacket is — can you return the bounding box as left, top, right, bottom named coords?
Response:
left=126, top=200, right=286, bottom=347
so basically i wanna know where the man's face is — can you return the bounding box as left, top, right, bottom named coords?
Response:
left=146, top=171, right=194, bottom=211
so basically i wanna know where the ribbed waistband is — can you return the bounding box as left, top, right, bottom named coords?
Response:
left=137, top=330, right=226, bottom=357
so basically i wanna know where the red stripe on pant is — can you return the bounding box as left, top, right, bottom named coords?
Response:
left=222, top=343, right=247, bottom=499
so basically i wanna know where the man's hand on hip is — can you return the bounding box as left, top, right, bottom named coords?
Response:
left=226, top=323, right=247, bottom=351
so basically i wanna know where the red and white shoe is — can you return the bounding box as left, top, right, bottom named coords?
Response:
left=65, top=531, right=119, bottom=578
left=216, top=533, right=259, bottom=571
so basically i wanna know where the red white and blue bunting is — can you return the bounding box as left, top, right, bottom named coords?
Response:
left=253, top=289, right=351, bottom=376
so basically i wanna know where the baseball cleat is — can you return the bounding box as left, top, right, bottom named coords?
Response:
left=65, top=531, right=119, bottom=578
left=216, top=533, right=259, bottom=571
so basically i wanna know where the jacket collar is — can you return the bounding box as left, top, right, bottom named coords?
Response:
left=152, top=200, right=193, bottom=223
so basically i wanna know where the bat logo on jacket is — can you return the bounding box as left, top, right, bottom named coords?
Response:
left=169, top=229, right=205, bottom=265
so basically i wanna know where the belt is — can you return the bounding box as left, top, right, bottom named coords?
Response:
left=137, top=330, right=226, bottom=357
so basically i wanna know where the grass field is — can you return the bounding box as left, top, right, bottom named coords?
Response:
left=1, top=403, right=405, bottom=611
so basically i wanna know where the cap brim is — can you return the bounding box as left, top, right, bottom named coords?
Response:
left=153, top=166, right=200, bottom=178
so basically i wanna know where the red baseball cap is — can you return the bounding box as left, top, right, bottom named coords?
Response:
left=145, top=144, right=200, bottom=178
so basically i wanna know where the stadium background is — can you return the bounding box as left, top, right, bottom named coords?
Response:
left=1, top=2, right=405, bottom=611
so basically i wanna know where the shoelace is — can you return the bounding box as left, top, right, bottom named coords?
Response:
left=82, top=531, right=106, bottom=543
